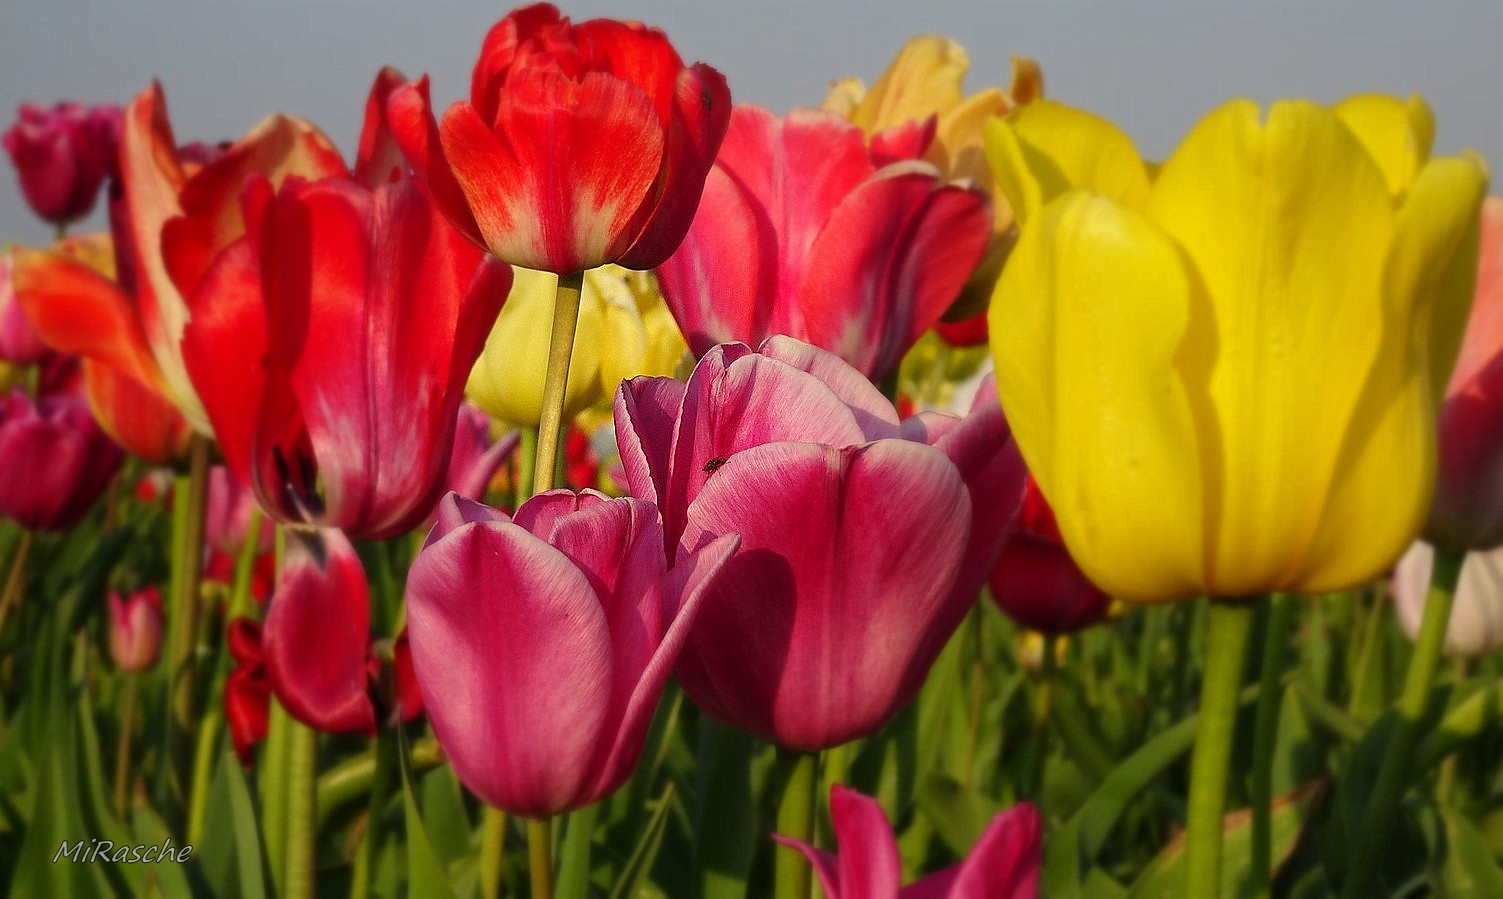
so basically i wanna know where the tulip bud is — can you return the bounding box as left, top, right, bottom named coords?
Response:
left=108, top=586, right=163, bottom=673
left=3, top=102, right=121, bottom=225
left=0, top=389, right=122, bottom=530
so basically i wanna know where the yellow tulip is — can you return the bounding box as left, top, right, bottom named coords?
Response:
left=467, top=265, right=688, bottom=428
left=986, top=96, right=1488, bottom=603
left=822, top=36, right=1042, bottom=318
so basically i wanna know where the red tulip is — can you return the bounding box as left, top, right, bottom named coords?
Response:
left=0, top=389, right=122, bottom=530
left=108, top=586, right=164, bottom=674
left=225, top=618, right=272, bottom=766
left=614, top=338, right=1025, bottom=750
left=388, top=2, right=732, bottom=274
left=181, top=169, right=511, bottom=540
left=405, top=491, right=738, bottom=817
left=1426, top=196, right=1503, bottom=550
left=989, top=476, right=1112, bottom=635
left=3, top=101, right=121, bottom=225
left=654, top=105, right=991, bottom=379
left=774, top=785, right=1042, bottom=899
left=0, top=248, right=49, bottom=364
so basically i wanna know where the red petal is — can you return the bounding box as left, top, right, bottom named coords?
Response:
left=353, top=66, right=409, bottom=188
left=388, top=77, right=485, bottom=247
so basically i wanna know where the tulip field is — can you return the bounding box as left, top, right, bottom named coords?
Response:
left=3, top=3, right=1503, bottom=897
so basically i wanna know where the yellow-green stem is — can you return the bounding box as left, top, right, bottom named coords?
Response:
left=263, top=698, right=293, bottom=896
left=516, top=428, right=538, bottom=511
left=186, top=711, right=222, bottom=845
left=166, top=433, right=212, bottom=829
left=1250, top=593, right=1294, bottom=899
left=532, top=271, right=584, bottom=497
left=480, top=807, right=507, bottom=899
left=774, top=748, right=820, bottom=899
left=113, top=674, right=139, bottom=820
left=350, top=726, right=396, bottom=899
left=284, top=718, right=318, bottom=899
left=1184, top=597, right=1257, bottom=898
left=1342, top=546, right=1465, bottom=899
left=528, top=816, right=554, bottom=899
left=0, top=529, right=34, bottom=640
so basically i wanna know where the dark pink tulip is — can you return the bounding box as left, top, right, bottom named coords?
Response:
left=0, top=248, right=50, bottom=364
left=615, top=338, right=1025, bottom=750
left=3, top=102, right=121, bottom=225
left=108, top=586, right=164, bottom=674
left=990, top=477, right=1112, bottom=635
left=775, top=785, right=1042, bottom=899
left=655, top=105, right=991, bottom=380
left=405, top=491, right=738, bottom=817
left=1426, top=196, right=1503, bottom=550
left=0, top=389, right=122, bottom=530
left=204, top=465, right=275, bottom=556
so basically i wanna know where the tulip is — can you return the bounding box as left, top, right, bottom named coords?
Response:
left=655, top=105, right=991, bottom=380
left=405, top=491, right=737, bottom=817
left=388, top=3, right=731, bottom=275
left=443, top=402, right=520, bottom=508
left=614, top=337, right=1025, bottom=750
left=986, top=96, right=1488, bottom=602
left=824, top=37, right=1042, bottom=321
left=225, top=618, right=272, bottom=766
left=990, top=476, right=1112, bottom=635
left=0, top=247, right=49, bottom=365
left=204, top=465, right=275, bottom=557
left=3, top=101, right=121, bottom=225
left=0, top=388, right=122, bottom=530
left=467, top=264, right=683, bottom=428
left=1425, top=196, right=1503, bottom=550
left=775, top=785, right=1042, bottom=898
left=1394, top=541, right=1503, bottom=658
left=108, top=586, right=164, bottom=673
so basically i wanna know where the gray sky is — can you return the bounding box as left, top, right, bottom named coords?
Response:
left=2, top=0, right=1499, bottom=242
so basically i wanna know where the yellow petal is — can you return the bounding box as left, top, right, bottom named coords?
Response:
left=989, top=191, right=1208, bottom=602
left=849, top=35, right=968, bottom=135
left=1335, top=93, right=1435, bottom=199
left=820, top=77, right=866, bottom=118
left=931, top=87, right=1009, bottom=186
left=1006, top=56, right=1044, bottom=105
left=1145, top=98, right=1398, bottom=594
left=984, top=100, right=1150, bottom=227
left=466, top=266, right=605, bottom=428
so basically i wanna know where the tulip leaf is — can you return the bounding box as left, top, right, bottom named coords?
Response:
left=398, top=726, right=456, bottom=899
left=198, top=752, right=269, bottom=899
left=915, top=771, right=1003, bottom=859
left=1125, top=779, right=1324, bottom=898
left=131, top=797, right=203, bottom=897
left=11, top=716, right=114, bottom=899
left=419, top=762, right=473, bottom=867
left=1424, top=804, right=1503, bottom=897
left=691, top=719, right=757, bottom=899
left=608, top=782, right=676, bottom=899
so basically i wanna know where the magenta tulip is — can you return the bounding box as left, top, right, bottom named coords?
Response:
left=108, top=586, right=164, bottom=674
left=654, top=105, right=990, bottom=379
left=405, top=491, right=738, bottom=817
left=0, top=389, right=122, bottom=531
left=3, top=102, right=121, bottom=225
left=615, top=337, right=1025, bottom=750
left=1426, top=196, right=1503, bottom=550
left=775, top=785, right=1042, bottom=898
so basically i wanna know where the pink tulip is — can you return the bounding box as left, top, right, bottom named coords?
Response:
left=108, top=586, right=164, bottom=674
left=654, top=105, right=991, bottom=379
left=614, top=338, right=1025, bottom=750
left=405, top=491, right=738, bottom=817
left=3, top=102, right=121, bottom=225
left=204, top=465, right=275, bottom=556
left=990, top=477, right=1112, bottom=635
left=443, top=402, right=519, bottom=507
left=1426, top=196, right=1503, bottom=550
left=775, top=785, right=1042, bottom=898
left=1393, top=541, right=1503, bottom=659
left=0, top=248, right=50, bottom=365
left=0, top=389, right=122, bottom=530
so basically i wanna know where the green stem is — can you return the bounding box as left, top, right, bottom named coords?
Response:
left=165, top=433, right=212, bottom=829
left=0, top=529, right=34, bottom=640
left=284, top=718, right=318, bottom=899
left=1022, top=634, right=1059, bottom=798
left=1184, top=597, right=1258, bottom=899
left=185, top=705, right=222, bottom=844
left=351, top=727, right=397, bottom=899
left=774, top=748, right=820, bottom=899
left=533, top=271, right=585, bottom=498
left=515, top=428, right=538, bottom=511
left=556, top=802, right=599, bottom=899
left=962, top=604, right=985, bottom=788
left=315, top=738, right=443, bottom=825
left=113, top=674, right=139, bottom=820
left=1250, top=593, right=1295, bottom=899
left=263, top=699, right=293, bottom=896
left=528, top=816, right=554, bottom=899
left=1435, top=656, right=1472, bottom=804
left=480, top=807, right=507, bottom=899
left=1342, top=546, right=1465, bottom=899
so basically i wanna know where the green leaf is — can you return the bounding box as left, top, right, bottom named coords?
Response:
left=198, top=752, right=269, bottom=899
left=419, top=762, right=473, bottom=868
left=557, top=802, right=601, bottom=899
left=691, top=720, right=757, bottom=899
left=608, top=782, right=676, bottom=899
left=399, top=727, right=455, bottom=899
left=131, top=798, right=201, bottom=899
left=1125, top=779, right=1324, bottom=898
left=11, top=716, right=114, bottom=899
left=914, top=772, right=1003, bottom=859
left=1432, top=805, right=1503, bottom=897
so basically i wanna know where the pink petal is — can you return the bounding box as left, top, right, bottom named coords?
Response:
left=770, top=836, right=845, bottom=899
left=405, top=517, right=613, bottom=817
left=428, top=492, right=511, bottom=549
left=828, top=785, right=903, bottom=899
left=757, top=335, right=901, bottom=439
left=941, top=803, right=1043, bottom=899
left=262, top=527, right=375, bottom=735
left=613, top=375, right=686, bottom=508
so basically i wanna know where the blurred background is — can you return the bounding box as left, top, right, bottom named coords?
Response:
left=1, top=0, right=1499, bottom=242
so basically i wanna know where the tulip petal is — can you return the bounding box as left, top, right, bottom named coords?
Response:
left=388, top=78, right=485, bottom=247
left=354, top=66, right=409, bottom=189
left=848, top=35, right=968, bottom=136
left=989, top=191, right=1208, bottom=602
left=757, top=335, right=901, bottom=439
left=984, top=100, right=1150, bottom=227
left=1334, top=93, right=1435, bottom=199
left=262, top=527, right=375, bottom=735
left=428, top=492, right=510, bottom=548
left=829, top=785, right=903, bottom=899
left=677, top=440, right=969, bottom=750
left=406, top=519, right=613, bottom=817
left=81, top=360, right=190, bottom=463
left=1145, top=99, right=1410, bottom=593
left=769, top=837, right=844, bottom=899
left=942, top=803, right=1042, bottom=899
left=613, top=375, right=686, bottom=507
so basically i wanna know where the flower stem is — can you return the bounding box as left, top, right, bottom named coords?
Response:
left=350, top=725, right=397, bottom=899
left=113, top=674, right=139, bottom=820
left=528, top=816, right=554, bottom=899
left=533, top=271, right=584, bottom=497
left=1184, top=596, right=1257, bottom=898
left=284, top=717, right=319, bottom=899
left=515, top=428, right=538, bottom=511
left=263, top=699, right=292, bottom=896
left=480, top=807, right=507, bottom=899
left=165, top=433, right=212, bottom=830
left=1250, top=593, right=1295, bottom=899
left=774, top=748, right=820, bottom=899
left=1342, top=546, right=1465, bottom=899
left=0, top=529, right=34, bottom=641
